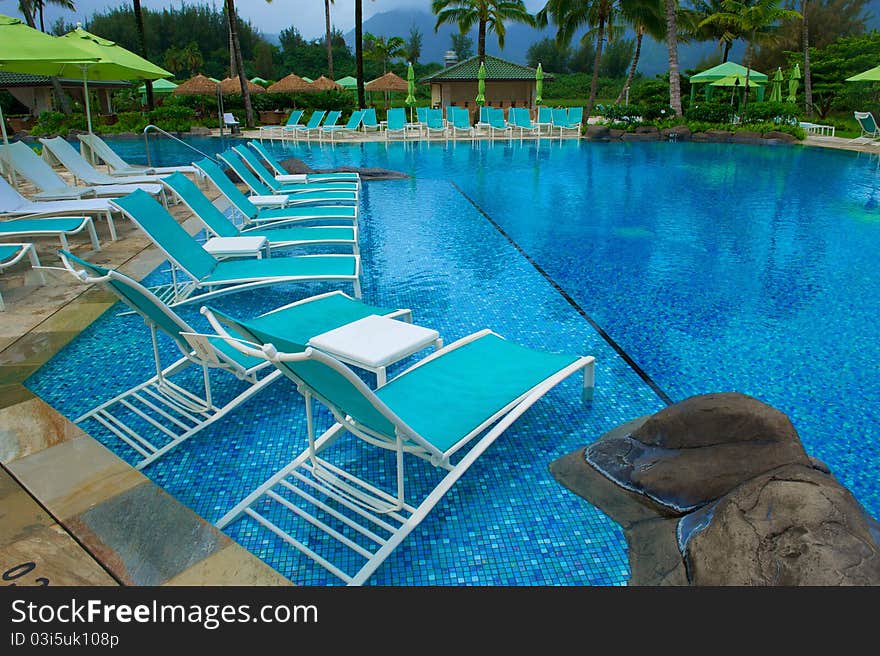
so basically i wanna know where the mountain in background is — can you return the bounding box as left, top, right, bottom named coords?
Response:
left=343, top=7, right=743, bottom=76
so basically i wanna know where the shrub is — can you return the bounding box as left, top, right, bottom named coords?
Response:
left=740, top=101, right=799, bottom=125
left=147, top=105, right=195, bottom=133
left=685, top=101, right=734, bottom=123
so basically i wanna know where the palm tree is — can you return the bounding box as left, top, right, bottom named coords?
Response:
left=356, top=0, right=366, bottom=107
left=616, top=0, right=665, bottom=104
left=538, top=0, right=617, bottom=119
left=324, top=0, right=335, bottom=78
left=802, top=0, right=811, bottom=115
left=17, top=1, right=75, bottom=31
left=665, top=0, right=682, bottom=115
left=132, top=0, right=154, bottom=110
left=432, top=0, right=535, bottom=63
left=687, top=0, right=743, bottom=62
left=364, top=34, right=407, bottom=74
left=225, top=0, right=273, bottom=127
left=699, top=0, right=800, bottom=108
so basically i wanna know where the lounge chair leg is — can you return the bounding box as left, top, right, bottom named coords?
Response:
left=353, top=278, right=362, bottom=299
left=26, top=247, right=46, bottom=286
left=582, top=358, right=595, bottom=401
left=104, top=212, right=117, bottom=241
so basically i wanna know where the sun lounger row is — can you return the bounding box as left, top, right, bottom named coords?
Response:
left=46, top=137, right=596, bottom=585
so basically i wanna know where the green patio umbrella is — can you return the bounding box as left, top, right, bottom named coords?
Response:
left=769, top=67, right=783, bottom=102
left=475, top=61, right=486, bottom=105
left=787, top=63, right=801, bottom=103
left=335, top=75, right=358, bottom=91
left=55, top=26, right=173, bottom=133
left=846, top=65, right=880, bottom=82
left=0, top=14, right=98, bottom=183
left=405, top=62, right=416, bottom=122
left=535, top=62, right=544, bottom=106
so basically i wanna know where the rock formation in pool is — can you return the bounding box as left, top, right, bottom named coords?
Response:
left=551, top=392, right=880, bottom=585
left=278, top=156, right=409, bottom=181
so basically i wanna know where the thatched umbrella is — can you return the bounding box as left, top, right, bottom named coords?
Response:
left=308, top=75, right=343, bottom=92
left=220, top=76, right=266, bottom=95
left=365, top=71, right=408, bottom=93
left=365, top=71, right=408, bottom=108
left=172, top=73, right=218, bottom=95
left=267, top=72, right=311, bottom=94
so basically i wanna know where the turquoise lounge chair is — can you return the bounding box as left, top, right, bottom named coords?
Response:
left=425, top=108, right=446, bottom=139
left=204, top=306, right=595, bottom=586
left=60, top=250, right=407, bottom=469
left=0, top=214, right=100, bottom=252
left=476, top=105, right=492, bottom=132
left=292, top=110, right=326, bottom=141
left=111, top=189, right=361, bottom=306
left=449, top=107, right=474, bottom=140
left=384, top=107, right=408, bottom=140
left=0, top=243, right=45, bottom=311
left=488, top=107, right=512, bottom=138
left=260, top=109, right=303, bottom=141
left=247, top=141, right=360, bottom=185
left=229, top=145, right=359, bottom=195
left=162, top=172, right=358, bottom=254
left=218, top=150, right=358, bottom=207
left=536, top=106, right=553, bottom=135
left=416, top=106, right=429, bottom=134
left=321, top=109, right=364, bottom=141
left=852, top=111, right=880, bottom=144
left=568, top=106, right=584, bottom=130
left=361, top=108, right=381, bottom=133
left=552, top=108, right=580, bottom=137
left=194, top=158, right=358, bottom=227
left=318, top=110, right=342, bottom=134
left=511, top=107, right=539, bottom=139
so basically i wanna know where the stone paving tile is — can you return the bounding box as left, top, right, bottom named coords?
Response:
left=164, top=544, right=292, bottom=587
left=0, top=467, right=54, bottom=550
left=6, top=435, right=146, bottom=518
left=66, top=481, right=231, bottom=586
left=0, top=523, right=118, bottom=586
left=0, top=396, right=89, bottom=463
left=0, top=384, right=34, bottom=411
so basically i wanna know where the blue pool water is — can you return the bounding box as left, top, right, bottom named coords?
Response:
left=28, top=137, right=880, bottom=585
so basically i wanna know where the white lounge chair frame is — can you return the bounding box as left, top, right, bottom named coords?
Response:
left=77, top=133, right=199, bottom=176
left=0, top=216, right=100, bottom=251
left=206, top=310, right=595, bottom=585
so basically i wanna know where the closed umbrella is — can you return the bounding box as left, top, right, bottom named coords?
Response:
left=769, top=67, right=783, bottom=102
left=0, top=14, right=98, bottom=182
left=535, top=62, right=544, bottom=106
left=405, top=62, right=416, bottom=122
left=475, top=61, right=486, bottom=105
left=787, top=63, right=801, bottom=103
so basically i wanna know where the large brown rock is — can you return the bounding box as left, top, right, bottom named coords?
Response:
left=585, top=125, right=612, bottom=141
left=278, top=157, right=409, bottom=180
left=762, top=130, right=798, bottom=143
left=585, top=393, right=812, bottom=512
left=682, top=464, right=880, bottom=585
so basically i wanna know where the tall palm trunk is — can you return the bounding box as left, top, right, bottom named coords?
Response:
left=665, top=0, right=682, bottom=115
left=133, top=0, right=154, bottom=110
left=478, top=19, right=487, bottom=62
left=802, top=0, right=812, bottom=116
left=226, top=0, right=253, bottom=127
left=616, top=26, right=644, bottom=104
left=723, top=40, right=731, bottom=62
left=38, top=1, right=45, bottom=31
left=355, top=0, right=365, bottom=108
left=586, top=16, right=606, bottom=118
left=324, top=0, right=334, bottom=78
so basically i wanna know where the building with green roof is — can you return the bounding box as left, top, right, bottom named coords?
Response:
left=421, top=54, right=552, bottom=117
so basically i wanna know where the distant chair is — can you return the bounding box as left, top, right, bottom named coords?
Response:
left=487, top=107, right=512, bottom=139
left=568, top=106, right=584, bottom=130
left=475, top=106, right=492, bottom=133
left=223, top=112, right=240, bottom=134
left=259, top=108, right=302, bottom=141
left=510, top=107, right=539, bottom=139
left=292, top=110, right=327, bottom=141
left=449, top=106, right=474, bottom=140
left=552, top=108, right=580, bottom=138
left=852, top=111, right=880, bottom=144
left=425, top=108, right=447, bottom=139
left=536, top=106, right=553, bottom=135
left=385, top=107, right=408, bottom=140
left=361, top=107, right=381, bottom=133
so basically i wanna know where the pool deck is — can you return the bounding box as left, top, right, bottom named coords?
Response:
left=0, top=131, right=876, bottom=587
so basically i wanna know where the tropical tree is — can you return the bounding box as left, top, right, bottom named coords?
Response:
left=407, top=25, right=424, bottom=65
left=802, top=0, right=810, bottom=115
left=364, top=33, right=407, bottom=74
left=226, top=0, right=272, bottom=126
left=537, top=0, right=618, bottom=119
left=432, top=0, right=535, bottom=63
left=355, top=0, right=365, bottom=107
left=451, top=31, right=475, bottom=60
left=687, top=0, right=743, bottom=62
left=616, top=0, right=665, bottom=103
left=17, top=0, right=75, bottom=32
left=324, top=0, right=335, bottom=77
left=699, top=0, right=801, bottom=108
left=131, top=0, right=154, bottom=110
left=665, top=0, right=682, bottom=115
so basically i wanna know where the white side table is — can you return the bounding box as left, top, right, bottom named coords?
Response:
left=308, top=314, right=443, bottom=386
left=250, top=194, right=288, bottom=209
left=203, top=235, right=270, bottom=259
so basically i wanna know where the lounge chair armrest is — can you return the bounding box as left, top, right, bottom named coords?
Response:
left=275, top=174, right=308, bottom=184
left=249, top=194, right=288, bottom=208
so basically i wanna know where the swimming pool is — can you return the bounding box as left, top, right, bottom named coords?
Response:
left=28, top=137, right=880, bottom=585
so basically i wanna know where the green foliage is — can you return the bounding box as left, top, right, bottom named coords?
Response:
left=740, top=100, right=799, bottom=123
left=685, top=101, right=736, bottom=122
left=107, top=111, right=147, bottom=133
left=526, top=37, right=572, bottom=74
left=600, top=39, right=635, bottom=79
left=795, top=31, right=880, bottom=118
left=279, top=27, right=355, bottom=81
left=147, top=105, right=195, bottom=133
left=543, top=73, right=623, bottom=102
left=29, top=111, right=69, bottom=136
left=629, top=77, right=671, bottom=106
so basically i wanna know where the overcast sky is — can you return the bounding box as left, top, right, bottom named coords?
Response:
left=2, top=1, right=548, bottom=40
